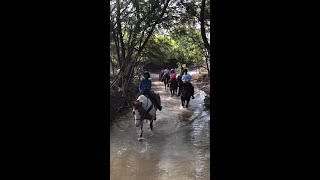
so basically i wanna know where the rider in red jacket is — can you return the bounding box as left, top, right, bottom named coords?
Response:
left=169, top=69, right=176, bottom=79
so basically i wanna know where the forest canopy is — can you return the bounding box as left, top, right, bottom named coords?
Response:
left=110, top=0, right=210, bottom=93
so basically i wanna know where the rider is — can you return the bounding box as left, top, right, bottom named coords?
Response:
left=159, top=67, right=164, bottom=81
left=162, top=67, right=170, bottom=81
left=177, top=68, right=195, bottom=99
left=179, top=67, right=184, bottom=76
left=169, top=69, right=176, bottom=79
left=139, top=71, right=162, bottom=111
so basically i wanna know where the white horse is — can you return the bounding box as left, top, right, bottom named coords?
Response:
left=132, top=94, right=159, bottom=140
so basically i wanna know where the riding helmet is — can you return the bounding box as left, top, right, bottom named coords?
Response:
left=143, top=71, right=150, bottom=79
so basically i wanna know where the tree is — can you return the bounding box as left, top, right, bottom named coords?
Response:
left=175, top=0, right=210, bottom=74
left=110, top=0, right=171, bottom=93
left=110, top=0, right=211, bottom=93
left=200, top=0, right=210, bottom=55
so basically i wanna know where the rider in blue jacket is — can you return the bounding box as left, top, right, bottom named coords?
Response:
left=178, top=69, right=195, bottom=99
left=139, top=71, right=162, bottom=111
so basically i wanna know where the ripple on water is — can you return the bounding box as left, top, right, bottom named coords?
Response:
left=111, top=73, right=210, bottom=180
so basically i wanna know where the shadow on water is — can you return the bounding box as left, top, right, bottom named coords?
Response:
left=110, top=73, right=210, bottom=180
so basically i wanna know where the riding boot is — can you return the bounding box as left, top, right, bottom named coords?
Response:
left=155, top=98, right=162, bottom=111
left=155, top=101, right=162, bottom=111
left=192, top=86, right=195, bottom=99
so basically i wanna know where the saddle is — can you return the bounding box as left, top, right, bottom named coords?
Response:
left=141, top=92, right=161, bottom=120
left=145, top=93, right=161, bottom=106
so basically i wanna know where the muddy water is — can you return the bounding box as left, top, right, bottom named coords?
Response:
left=110, top=73, right=210, bottom=180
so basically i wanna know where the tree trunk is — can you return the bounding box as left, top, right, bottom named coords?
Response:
left=116, top=0, right=126, bottom=66
left=200, top=0, right=210, bottom=55
left=122, top=63, right=135, bottom=94
left=205, top=55, right=210, bottom=76
left=112, top=28, right=121, bottom=68
left=110, top=59, right=115, bottom=78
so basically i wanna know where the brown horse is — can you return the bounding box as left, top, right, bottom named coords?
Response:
left=180, top=83, right=193, bottom=108
left=177, top=75, right=183, bottom=95
left=169, top=78, right=178, bottom=96
left=159, top=72, right=164, bottom=81
left=161, top=74, right=170, bottom=91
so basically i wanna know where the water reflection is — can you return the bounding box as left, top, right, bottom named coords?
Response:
left=110, top=73, right=210, bottom=180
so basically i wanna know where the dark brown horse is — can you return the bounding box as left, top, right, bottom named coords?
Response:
left=159, top=72, right=164, bottom=81
left=180, top=82, right=193, bottom=108
left=169, top=78, right=178, bottom=96
left=161, top=74, right=170, bottom=91
left=177, top=75, right=183, bottom=95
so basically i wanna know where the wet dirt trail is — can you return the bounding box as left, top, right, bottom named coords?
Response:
left=110, top=72, right=210, bottom=180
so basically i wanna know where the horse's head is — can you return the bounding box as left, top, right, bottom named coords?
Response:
left=132, top=100, right=144, bottom=127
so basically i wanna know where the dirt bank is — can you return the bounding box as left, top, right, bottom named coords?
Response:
left=110, top=82, right=139, bottom=122
left=191, top=71, right=210, bottom=111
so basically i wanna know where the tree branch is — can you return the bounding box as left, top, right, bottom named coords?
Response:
left=136, top=0, right=171, bottom=57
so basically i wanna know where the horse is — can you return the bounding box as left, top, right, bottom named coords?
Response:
left=177, top=75, right=183, bottom=95
left=169, top=78, right=178, bottom=96
left=177, top=75, right=183, bottom=87
left=162, top=74, right=170, bottom=91
left=159, top=72, right=164, bottom=82
left=180, top=82, right=193, bottom=108
left=132, top=93, right=161, bottom=140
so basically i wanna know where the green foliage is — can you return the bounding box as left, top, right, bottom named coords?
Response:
left=139, top=25, right=207, bottom=68
left=110, top=0, right=210, bottom=82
